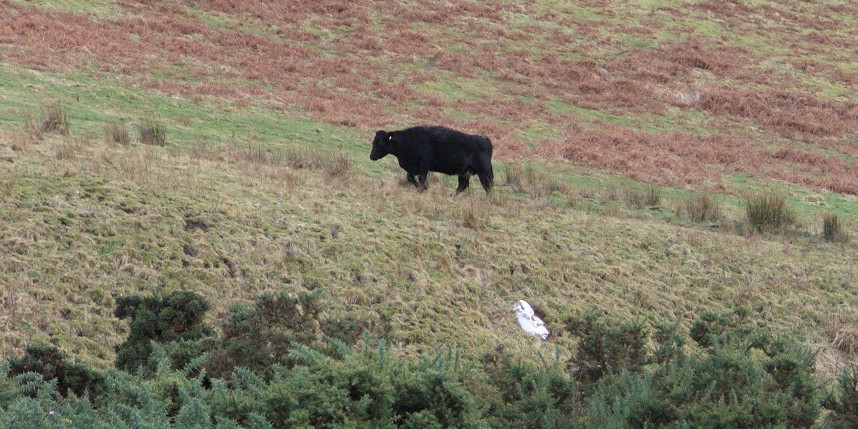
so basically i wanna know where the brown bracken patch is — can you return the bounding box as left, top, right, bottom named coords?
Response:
left=2, top=1, right=858, bottom=194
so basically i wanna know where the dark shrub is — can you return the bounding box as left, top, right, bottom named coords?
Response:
left=114, top=291, right=213, bottom=374
left=7, top=344, right=105, bottom=399
left=689, top=307, right=753, bottom=349
left=824, top=366, right=858, bottom=427
left=584, top=309, right=821, bottom=428
left=319, top=310, right=389, bottom=346
left=206, top=339, right=485, bottom=428
left=566, top=311, right=648, bottom=385
left=480, top=345, right=579, bottom=429
left=205, top=289, right=321, bottom=379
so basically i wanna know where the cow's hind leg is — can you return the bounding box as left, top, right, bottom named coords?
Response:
left=416, top=172, right=428, bottom=192
left=455, top=172, right=472, bottom=195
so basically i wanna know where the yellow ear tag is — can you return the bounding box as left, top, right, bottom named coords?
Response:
left=388, top=135, right=392, bottom=141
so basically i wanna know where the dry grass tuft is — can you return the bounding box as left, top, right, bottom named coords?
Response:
left=811, top=336, right=848, bottom=380
left=189, top=140, right=216, bottom=160
left=284, top=147, right=328, bottom=170
left=462, top=205, right=481, bottom=229
left=461, top=199, right=490, bottom=230
left=822, top=211, right=849, bottom=243
left=55, top=141, right=78, bottom=160
left=138, top=117, right=166, bottom=146
left=503, top=164, right=525, bottom=193
left=533, top=177, right=567, bottom=201
left=326, top=153, right=351, bottom=179
left=242, top=143, right=283, bottom=164
left=3, top=130, right=30, bottom=153
left=502, top=163, right=567, bottom=200
left=685, top=193, right=722, bottom=223
left=22, top=112, right=44, bottom=144
left=624, top=184, right=661, bottom=209
left=105, top=122, right=130, bottom=145
left=830, top=326, right=858, bottom=355
left=40, top=102, right=69, bottom=136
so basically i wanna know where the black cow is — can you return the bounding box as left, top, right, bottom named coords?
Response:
left=369, top=126, right=494, bottom=195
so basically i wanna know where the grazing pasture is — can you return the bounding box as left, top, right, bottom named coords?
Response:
left=0, top=0, right=857, bottom=390
left=2, top=0, right=858, bottom=194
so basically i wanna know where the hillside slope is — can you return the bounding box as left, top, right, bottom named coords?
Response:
left=2, top=130, right=857, bottom=371
left=1, top=0, right=857, bottom=374
left=2, top=0, right=858, bottom=192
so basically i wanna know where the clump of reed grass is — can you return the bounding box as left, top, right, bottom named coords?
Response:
left=462, top=204, right=487, bottom=230
left=138, top=117, right=166, bottom=146
left=326, top=153, right=351, bottom=179
left=503, top=164, right=525, bottom=193
left=105, top=123, right=130, bottom=145
left=745, top=191, right=795, bottom=233
left=624, top=183, right=660, bottom=209
left=685, top=193, right=722, bottom=223
left=40, top=102, right=69, bottom=136
left=822, top=212, right=849, bottom=243
left=829, top=324, right=858, bottom=355
left=22, top=112, right=44, bottom=143
left=55, top=141, right=78, bottom=160
left=243, top=143, right=284, bottom=164
left=503, top=163, right=567, bottom=199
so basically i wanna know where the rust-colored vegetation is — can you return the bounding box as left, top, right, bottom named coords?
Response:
left=2, top=0, right=857, bottom=193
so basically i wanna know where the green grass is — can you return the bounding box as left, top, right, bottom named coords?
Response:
left=0, top=65, right=367, bottom=158
left=3, top=114, right=858, bottom=370
left=8, top=0, right=124, bottom=19
left=725, top=173, right=858, bottom=221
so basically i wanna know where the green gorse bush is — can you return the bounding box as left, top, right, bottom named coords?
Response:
left=4, top=293, right=855, bottom=428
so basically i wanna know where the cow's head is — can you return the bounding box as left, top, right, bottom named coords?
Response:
left=370, top=130, right=393, bottom=161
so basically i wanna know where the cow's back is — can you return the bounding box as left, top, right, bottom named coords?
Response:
left=429, top=127, right=486, bottom=174
left=421, top=126, right=491, bottom=155
left=392, top=125, right=492, bottom=175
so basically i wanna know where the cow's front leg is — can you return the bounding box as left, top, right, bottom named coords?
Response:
left=454, top=172, right=472, bottom=196
left=407, top=173, right=419, bottom=188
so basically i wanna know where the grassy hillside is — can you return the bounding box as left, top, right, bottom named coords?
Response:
left=1, top=0, right=858, bottom=379
left=4, top=0, right=858, bottom=193
left=3, top=113, right=858, bottom=372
